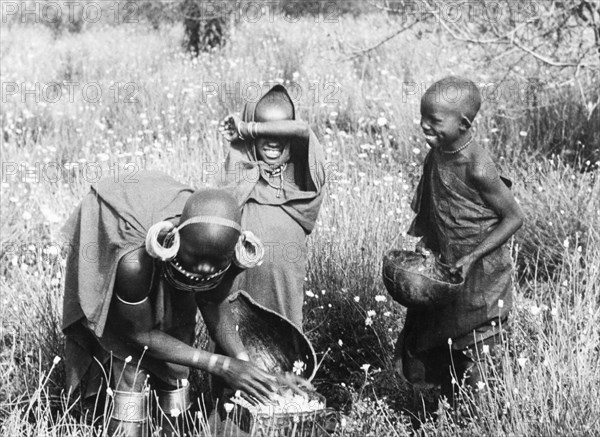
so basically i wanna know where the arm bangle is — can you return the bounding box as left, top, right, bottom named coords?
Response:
left=116, top=293, right=149, bottom=306
left=208, top=355, right=219, bottom=373
left=237, top=122, right=246, bottom=141
left=191, top=351, right=201, bottom=366
left=222, top=357, right=231, bottom=373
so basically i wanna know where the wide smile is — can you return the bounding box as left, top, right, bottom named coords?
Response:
left=423, top=132, right=438, bottom=143
left=262, top=147, right=283, bottom=159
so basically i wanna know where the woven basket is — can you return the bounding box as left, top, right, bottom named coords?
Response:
left=382, top=250, right=464, bottom=307
left=248, top=408, right=338, bottom=437
left=231, top=393, right=338, bottom=437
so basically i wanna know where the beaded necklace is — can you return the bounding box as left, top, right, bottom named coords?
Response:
left=440, top=135, right=474, bottom=155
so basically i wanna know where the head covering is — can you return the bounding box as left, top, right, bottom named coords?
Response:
left=219, top=84, right=326, bottom=233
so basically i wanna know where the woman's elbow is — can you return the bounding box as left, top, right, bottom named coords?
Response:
left=295, top=121, right=310, bottom=140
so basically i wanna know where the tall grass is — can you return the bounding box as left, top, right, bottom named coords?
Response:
left=1, top=14, right=599, bottom=436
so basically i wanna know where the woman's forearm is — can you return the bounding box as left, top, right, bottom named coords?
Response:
left=250, top=120, right=309, bottom=140
left=128, top=329, right=226, bottom=375
left=473, top=216, right=524, bottom=260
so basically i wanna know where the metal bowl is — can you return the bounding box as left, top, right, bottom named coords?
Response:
left=382, top=250, right=464, bottom=308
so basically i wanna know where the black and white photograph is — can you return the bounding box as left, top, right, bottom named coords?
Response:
left=1, top=1, right=599, bottom=436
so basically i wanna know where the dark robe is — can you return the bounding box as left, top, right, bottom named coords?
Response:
left=397, top=149, right=513, bottom=383
left=218, top=87, right=326, bottom=329
left=62, top=171, right=196, bottom=396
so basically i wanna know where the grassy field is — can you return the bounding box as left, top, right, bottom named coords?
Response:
left=1, top=11, right=599, bottom=437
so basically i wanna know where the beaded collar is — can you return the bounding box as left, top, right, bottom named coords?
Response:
left=161, top=257, right=230, bottom=293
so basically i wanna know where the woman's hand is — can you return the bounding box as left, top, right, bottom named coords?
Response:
left=218, top=357, right=278, bottom=406
left=275, top=372, right=314, bottom=397
left=219, top=114, right=245, bottom=142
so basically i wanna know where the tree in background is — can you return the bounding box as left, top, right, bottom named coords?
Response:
left=181, top=0, right=226, bottom=54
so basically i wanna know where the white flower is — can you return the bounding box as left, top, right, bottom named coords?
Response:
left=365, top=317, right=373, bottom=326
left=338, top=339, right=343, bottom=347
left=106, top=387, right=114, bottom=397
left=517, top=357, right=528, bottom=368
left=360, top=364, right=370, bottom=373
left=341, top=417, right=347, bottom=427
left=170, top=408, right=181, bottom=417
left=293, top=360, right=306, bottom=375
left=377, top=117, right=388, bottom=127
left=476, top=381, right=486, bottom=391
left=181, top=379, right=189, bottom=388
left=353, top=296, right=360, bottom=303
left=551, top=307, right=558, bottom=317
left=482, top=345, right=490, bottom=354
left=447, top=338, right=453, bottom=346
left=44, top=245, right=60, bottom=257
left=124, top=356, right=132, bottom=364
left=563, top=238, right=570, bottom=249
left=96, top=153, right=110, bottom=162
left=366, top=310, right=376, bottom=318
left=530, top=305, right=541, bottom=316
left=305, top=290, right=315, bottom=298
left=374, top=295, right=387, bottom=303
left=383, top=311, right=391, bottom=317
left=519, top=131, right=528, bottom=137
left=53, top=356, right=61, bottom=365
left=412, top=147, right=421, bottom=155
left=224, top=403, right=234, bottom=414
left=498, top=299, right=504, bottom=309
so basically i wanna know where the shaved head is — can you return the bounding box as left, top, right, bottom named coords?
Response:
left=424, top=76, right=481, bottom=123
left=178, top=189, right=241, bottom=259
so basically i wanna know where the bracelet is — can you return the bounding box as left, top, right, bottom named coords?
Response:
left=191, top=351, right=201, bottom=366
left=222, top=357, right=231, bottom=373
left=208, top=355, right=219, bottom=373
left=248, top=122, right=258, bottom=139
left=237, top=121, right=246, bottom=141
left=253, top=122, right=259, bottom=139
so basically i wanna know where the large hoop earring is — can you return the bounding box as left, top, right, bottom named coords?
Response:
left=234, top=231, right=264, bottom=269
left=145, top=221, right=180, bottom=261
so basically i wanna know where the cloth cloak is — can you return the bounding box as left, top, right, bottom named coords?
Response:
left=218, top=85, right=326, bottom=328
left=398, top=149, right=513, bottom=383
left=62, top=170, right=195, bottom=395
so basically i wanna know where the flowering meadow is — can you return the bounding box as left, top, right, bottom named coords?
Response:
left=1, top=10, right=599, bottom=437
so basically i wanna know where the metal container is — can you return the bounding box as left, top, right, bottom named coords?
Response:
left=108, top=390, right=150, bottom=437
left=157, top=386, right=191, bottom=416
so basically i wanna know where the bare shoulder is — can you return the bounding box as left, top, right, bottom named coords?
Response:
left=464, top=143, right=501, bottom=188
left=114, top=247, right=154, bottom=303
